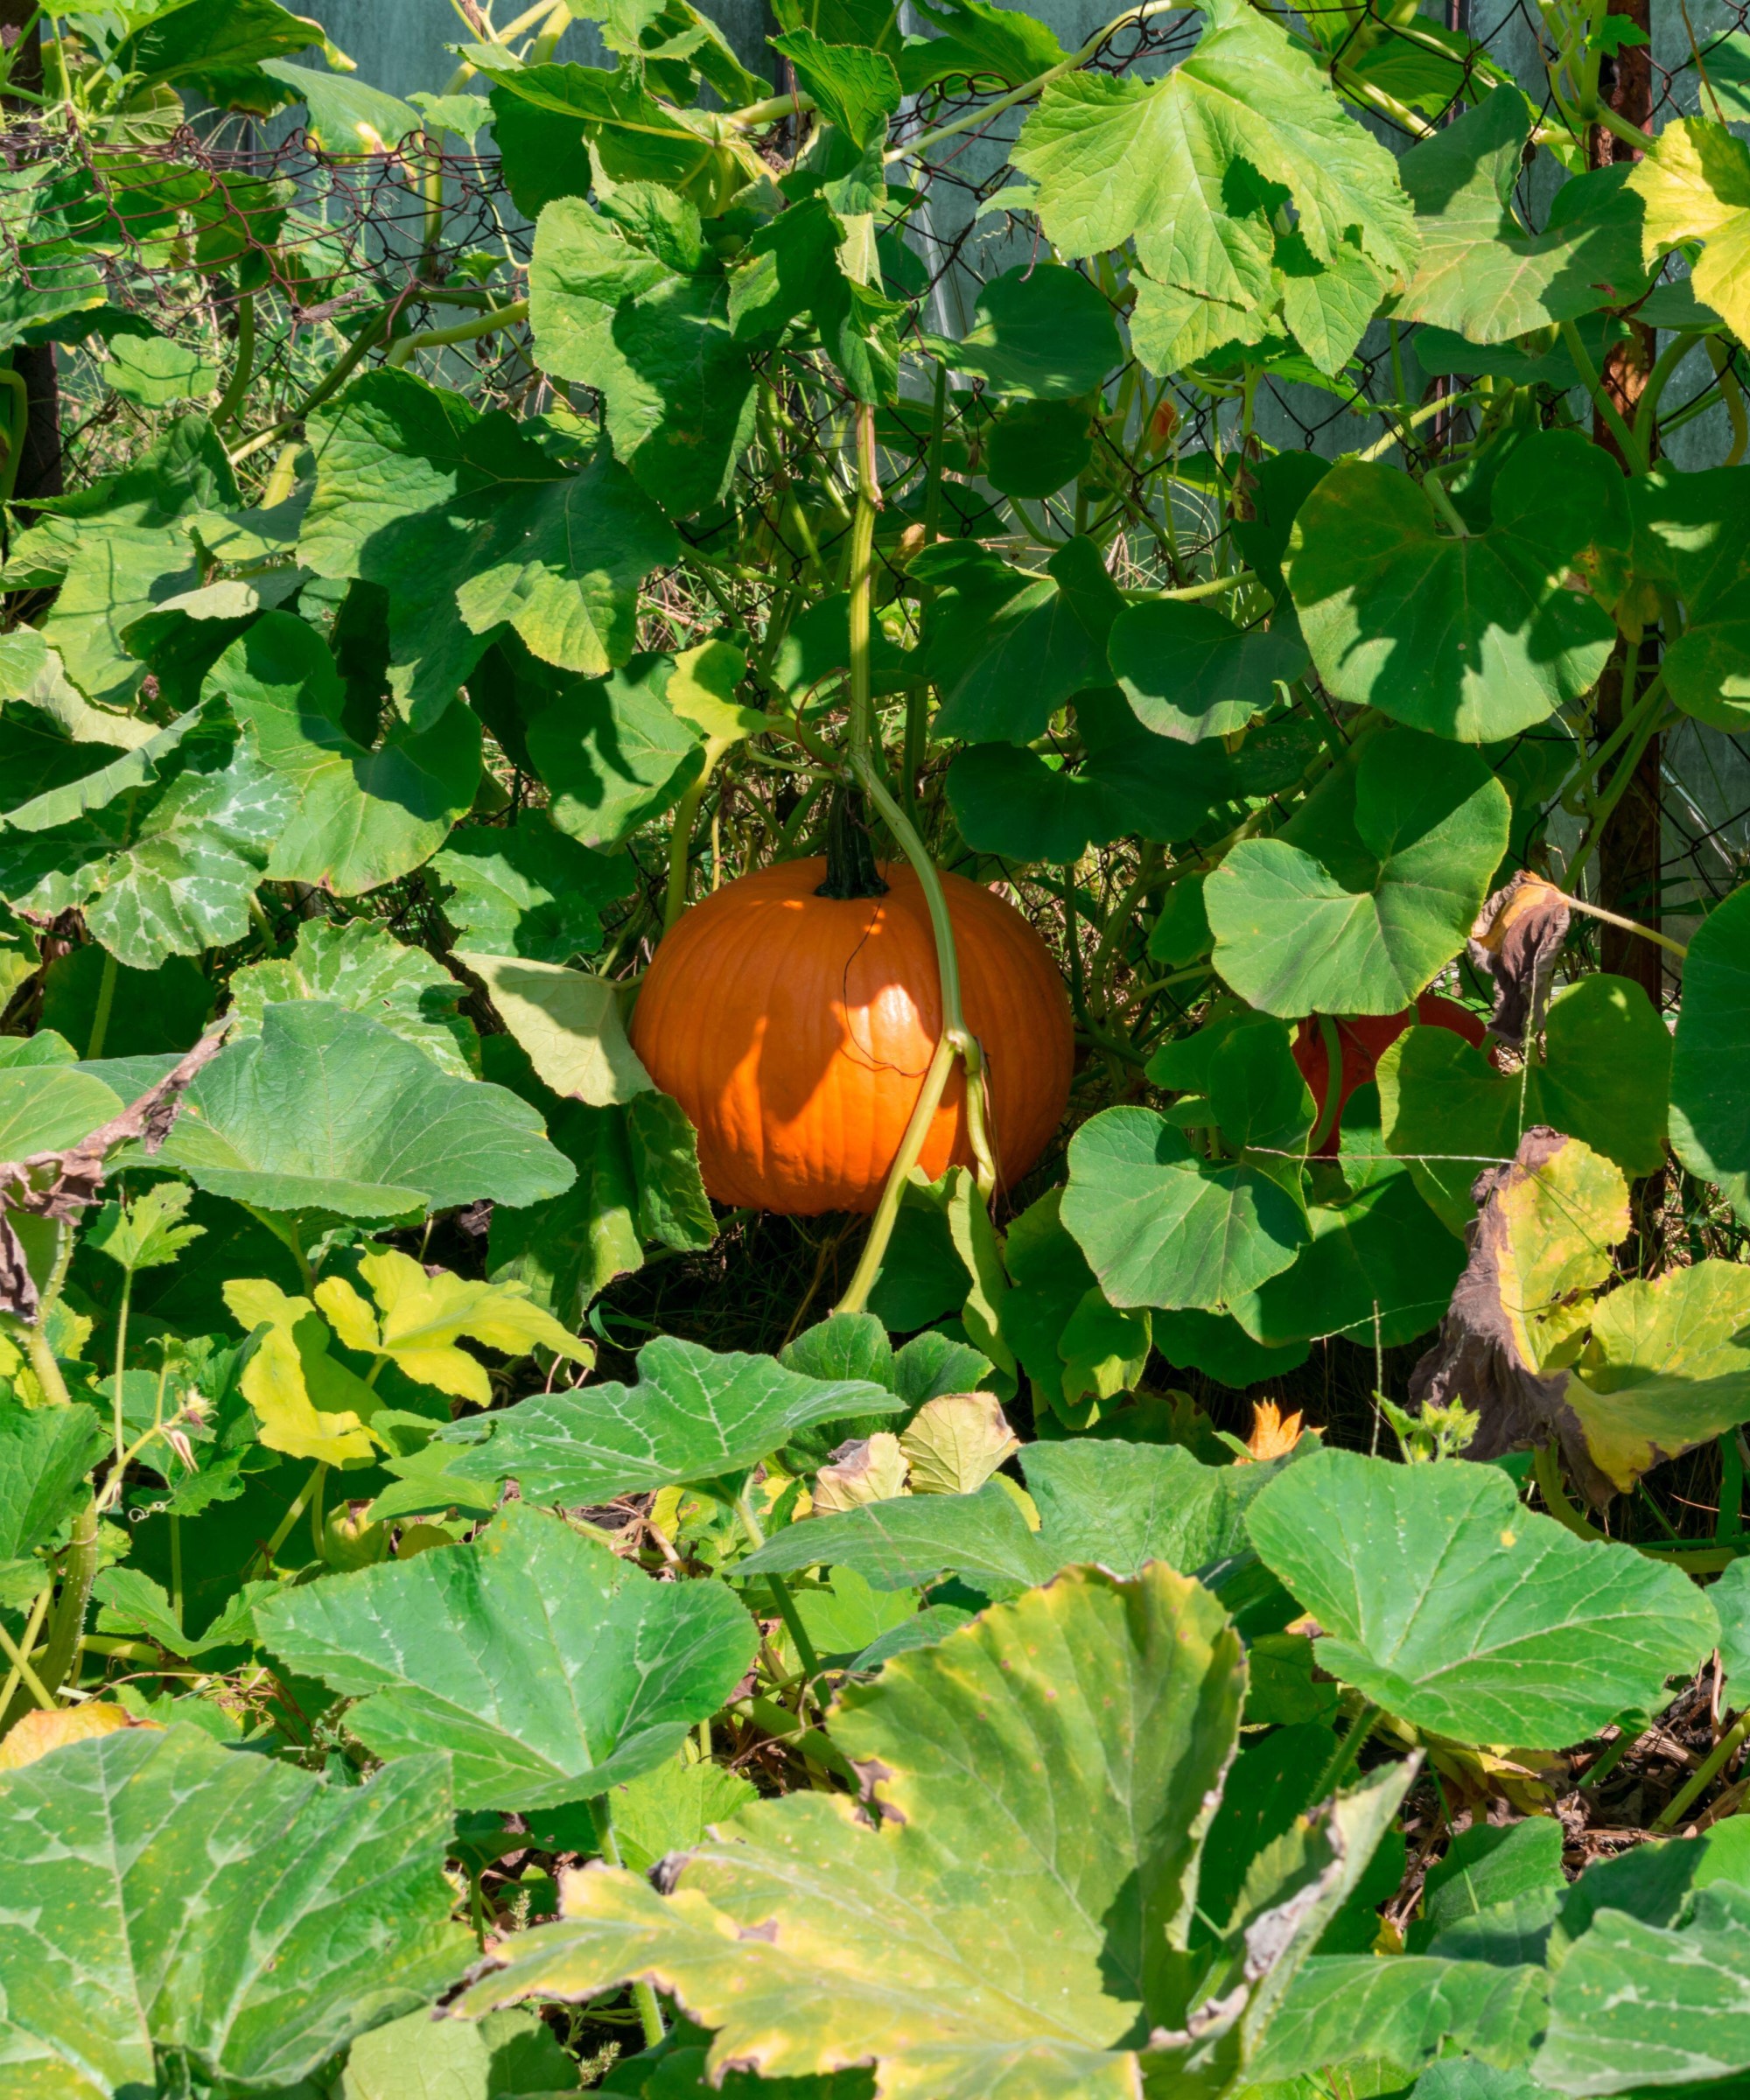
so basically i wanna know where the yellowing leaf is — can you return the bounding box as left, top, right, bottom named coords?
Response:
left=899, top=1391, right=1018, bottom=1495
left=664, top=639, right=765, bottom=745
left=1629, top=118, right=1750, bottom=340
left=1490, top=1132, right=1628, bottom=1375
left=224, top=1277, right=382, bottom=1466
left=1564, top=1261, right=1750, bottom=1494
left=312, top=1248, right=592, bottom=1407
left=0, top=1703, right=152, bottom=1772
left=812, top=1431, right=911, bottom=1513
left=460, top=951, right=652, bottom=1107
left=1410, top=1129, right=1629, bottom=1505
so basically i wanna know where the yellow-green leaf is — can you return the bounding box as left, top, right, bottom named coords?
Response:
left=1628, top=117, right=1750, bottom=340
left=461, top=951, right=653, bottom=1107
left=225, top=1277, right=382, bottom=1465
left=315, top=1248, right=591, bottom=1407
left=1564, top=1261, right=1750, bottom=1494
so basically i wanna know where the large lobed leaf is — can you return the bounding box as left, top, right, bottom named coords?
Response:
left=1247, top=1448, right=1718, bottom=1746
left=256, top=1504, right=756, bottom=1810
left=738, top=1436, right=1288, bottom=1596
left=452, top=1562, right=1250, bottom=2100
left=444, top=1334, right=902, bottom=1501
left=127, top=1001, right=575, bottom=1218
left=0, top=1725, right=469, bottom=2096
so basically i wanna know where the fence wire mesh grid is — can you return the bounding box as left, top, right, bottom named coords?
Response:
left=4, top=2, right=1750, bottom=966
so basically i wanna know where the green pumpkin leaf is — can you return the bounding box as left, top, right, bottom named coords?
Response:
left=739, top=1438, right=1284, bottom=1594
left=1285, top=432, right=1626, bottom=741
left=524, top=652, right=706, bottom=851
left=256, top=1504, right=756, bottom=1811
left=1392, top=88, right=1648, bottom=341
left=945, top=691, right=1262, bottom=861
left=337, top=2005, right=578, bottom=2100
left=461, top=951, right=651, bottom=1107
left=920, top=536, right=1124, bottom=745
left=433, top=816, right=633, bottom=962
left=530, top=192, right=760, bottom=516
left=772, top=29, right=900, bottom=146
left=1012, top=0, right=1415, bottom=304
left=110, top=0, right=339, bottom=86
left=0, top=1397, right=106, bottom=1563
left=102, top=332, right=220, bottom=407
left=0, top=1058, right=123, bottom=1158
left=485, top=1046, right=713, bottom=1327
left=1109, top=598, right=1308, bottom=744
left=139, top=1001, right=574, bottom=1219
left=920, top=263, right=1121, bottom=399
left=1251, top=1957, right=1550, bottom=2084
left=1671, top=883, right=1750, bottom=1221
left=1060, top=1103, right=1307, bottom=1313
left=984, top=399, right=1094, bottom=500
left=452, top=1563, right=1249, bottom=2100
left=0, top=1726, right=468, bottom=2096
left=256, top=58, right=421, bottom=154
left=1234, top=1155, right=1466, bottom=1349
left=896, top=0, right=1066, bottom=93
left=209, top=613, right=480, bottom=896
left=1534, top=1883, right=1750, bottom=2096
left=441, top=1334, right=900, bottom=1502
left=479, top=56, right=762, bottom=219
left=230, top=919, right=479, bottom=1079
left=299, top=371, right=676, bottom=724
left=738, top=1479, right=1050, bottom=1596
left=0, top=716, right=290, bottom=975
left=1378, top=976, right=1672, bottom=1230
left=1246, top=1447, right=1719, bottom=1746
left=1003, top=1189, right=1149, bottom=1426
left=1205, top=728, right=1510, bottom=1017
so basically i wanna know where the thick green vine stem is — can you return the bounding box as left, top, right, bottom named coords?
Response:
left=834, top=1032, right=957, bottom=1318
left=1654, top=1704, right=1750, bottom=1831
left=1533, top=1444, right=1737, bottom=1572
left=32, top=1495, right=97, bottom=1708
left=829, top=399, right=1000, bottom=1306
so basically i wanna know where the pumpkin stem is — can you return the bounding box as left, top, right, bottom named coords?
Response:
left=815, top=787, right=889, bottom=900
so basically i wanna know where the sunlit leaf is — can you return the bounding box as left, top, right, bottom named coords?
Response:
left=257, top=1504, right=755, bottom=1810
left=0, top=1725, right=468, bottom=2096
left=1247, top=1446, right=1718, bottom=1745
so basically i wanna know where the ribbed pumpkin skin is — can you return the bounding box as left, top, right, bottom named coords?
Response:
left=629, top=857, right=1074, bottom=1214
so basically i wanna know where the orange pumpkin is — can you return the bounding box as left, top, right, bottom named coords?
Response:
left=629, top=856, right=1074, bottom=1214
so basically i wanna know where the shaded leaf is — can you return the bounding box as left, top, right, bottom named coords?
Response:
left=922, top=263, right=1120, bottom=399
left=434, top=816, right=633, bottom=962
left=1110, top=598, right=1308, bottom=745
left=1285, top=433, right=1625, bottom=742
left=1394, top=89, right=1648, bottom=341
left=210, top=613, right=480, bottom=896
left=1377, top=975, right=1671, bottom=1231
left=1205, top=728, right=1510, bottom=1017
